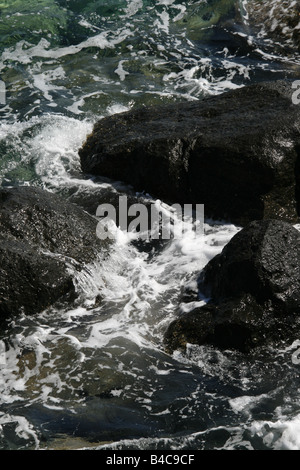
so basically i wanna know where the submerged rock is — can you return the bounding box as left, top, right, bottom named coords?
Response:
left=0, top=186, right=107, bottom=322
left=79, top=80, right=300, bottom=226
left=243, top=0, right=300, bottom=56
left=0, top=0, right=69, bottom=47
left=165, top=220, right=300, bottom=353
left=175, top=0, right=237, bottom=41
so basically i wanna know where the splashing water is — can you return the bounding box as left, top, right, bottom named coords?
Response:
left=1, top=0, right=300, bottom=450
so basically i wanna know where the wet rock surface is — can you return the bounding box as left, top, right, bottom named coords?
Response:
left=165, top=220, right=300, bottom=353
left=79, top=80, right=300, bottom=226
left=0, top=186, right=107, bottom=322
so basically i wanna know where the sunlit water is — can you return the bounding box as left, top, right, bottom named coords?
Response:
left=0, top=0, right=300, bottom=450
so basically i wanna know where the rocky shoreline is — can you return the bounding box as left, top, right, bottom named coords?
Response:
left=165, top=220, right=300, bottom=353
left=1, top=79, right=300, bottom=354
left=0, top=186, right=108, bottom=325
left=79, top=79, right=300, bottom=353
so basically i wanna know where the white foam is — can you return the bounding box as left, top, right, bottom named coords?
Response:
left=157, top=0, right=176, bottom=5
left=249, top=415, right=300, bottom=450
left=0, top=413, right=40, bottom=449
left=114, top=60, right=130, bottom=82
left=71, top=208, right=239, bottom=355
left=154, top=10, right=170, bottom=34
left=65, top=89, right=109, bottom=115
left=30, top=65, right=66, bottom=102
left=0, top=28, right=134, bottom=64
left=107, top=104, right=131, bottom=115
left=31, top=115, right=94, bottom=186
left=122, top=0, right=143, bottom=18
left=163, top=58, right=247, bottom=100
left=229, top=394, right=269, bottom=417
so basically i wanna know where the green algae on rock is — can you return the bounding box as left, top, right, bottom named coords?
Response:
left=176, top=0, right=238, bottom=41
left=0, top=0, right=69, bottom=47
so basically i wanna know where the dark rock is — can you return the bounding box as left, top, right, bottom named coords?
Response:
left=164, top=220, right=300, bottom=353
left=164, top=295, right=268, bottom=353
left=0, top=239, right=74, bottom=320
left=199, top=219, right=300, bottom=311
left=0, top=186, right=107, bottom=321
left=79, top=80, right=300, bottom=226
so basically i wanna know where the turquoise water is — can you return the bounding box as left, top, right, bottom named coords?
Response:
left=0, top=0, right=300, bottom=450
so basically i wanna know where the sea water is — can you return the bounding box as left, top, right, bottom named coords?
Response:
left=0, top=0, right=300, bottom=450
